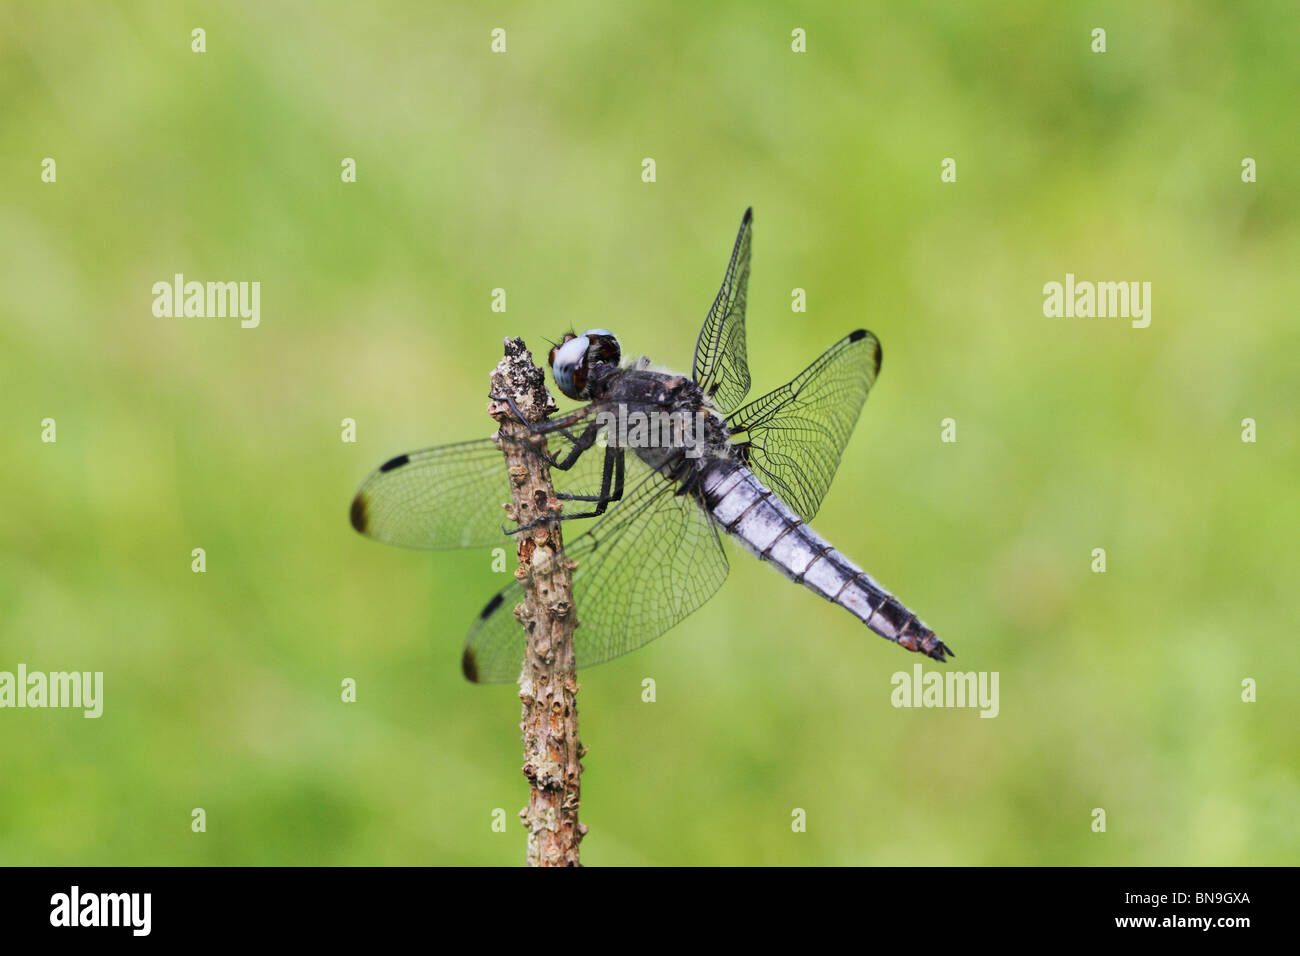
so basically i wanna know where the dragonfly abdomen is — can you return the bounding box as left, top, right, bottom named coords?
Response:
left=699, top=462, right=951, bottom=662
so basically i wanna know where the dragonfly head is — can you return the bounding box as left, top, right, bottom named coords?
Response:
left=548, top=328, right=621, bottom=400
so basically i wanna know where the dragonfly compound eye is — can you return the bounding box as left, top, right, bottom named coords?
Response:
left=552, top=333, right=594, bottom=399
left=551, top=330, right=621, bottom=400
left=549, top=331, right=579, bottom=370
left=580, top=329, right=621, bottom=367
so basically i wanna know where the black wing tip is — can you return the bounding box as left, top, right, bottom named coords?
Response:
left=461, top=647, right=480, bottom=682
left=379, top=453, right=411, bottom=473
left=463, top=593, right=507, bottom=682
left=741, top=206, right=753, bottom=224
left=349, top=493, right=370, bottom=533
left=848, top=329, right=883, bottom=372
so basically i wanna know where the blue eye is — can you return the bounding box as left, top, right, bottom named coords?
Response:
left=550, top=330, right=621, bottom=400
left=552, top=335, right=592, bottom=399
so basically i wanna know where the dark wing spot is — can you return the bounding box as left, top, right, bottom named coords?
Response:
left=461, top=647, right=480, bottom=683
left=847, top=330, right=883, bottom=372
left=480, top=592, right=504, bottom=619
left=379, top=453, right=411, bottom=473
left=350, top=493, right=370, bottom=533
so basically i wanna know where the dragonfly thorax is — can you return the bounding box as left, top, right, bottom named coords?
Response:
left=595, top=366, right=736, bottom=478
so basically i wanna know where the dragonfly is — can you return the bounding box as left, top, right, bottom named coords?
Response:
left=350, top=208, right=951, bottom=682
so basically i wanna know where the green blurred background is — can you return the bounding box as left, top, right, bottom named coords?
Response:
left=2, top=1, right=1297, bottom=865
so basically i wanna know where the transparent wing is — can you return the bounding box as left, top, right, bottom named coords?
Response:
left=349, top=426, right=612, bottom=550
left=462, top=461, right=730, bottom=683
left=691, top=207, right=753, bottom=415
left=725, top=329, right=882, bottom=522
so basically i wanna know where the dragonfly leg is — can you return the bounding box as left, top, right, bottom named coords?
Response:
left=488, top=391, right=541, bottom=431
left=547, top=421, right=602, bottom=471
left=490, top=393, right=594, bottom=437
left=554, top=446, right=624, bottom=517
left=504, top=446, right=625, bottom=536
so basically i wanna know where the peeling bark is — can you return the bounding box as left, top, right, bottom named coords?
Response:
left=487, top=337, right=585, bottom=867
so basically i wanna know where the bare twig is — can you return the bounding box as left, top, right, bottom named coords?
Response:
left=487, top=337, right=585, bottom=867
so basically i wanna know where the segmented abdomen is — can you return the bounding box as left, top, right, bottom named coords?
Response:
left=698, top=461, right=950, bottom=661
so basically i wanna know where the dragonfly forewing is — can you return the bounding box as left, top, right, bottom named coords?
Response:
left=350, top=424, right=616, bottom=551
left=692, top=207, right=753, bottom=415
